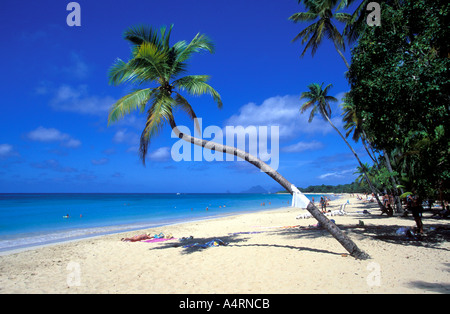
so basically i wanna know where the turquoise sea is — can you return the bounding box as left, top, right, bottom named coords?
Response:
left=0, top=193, right=336, bottom=252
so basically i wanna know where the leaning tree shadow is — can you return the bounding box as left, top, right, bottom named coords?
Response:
left=147, top=227, right=343, bottom=256
left=147, top=234, right=245, bottom=254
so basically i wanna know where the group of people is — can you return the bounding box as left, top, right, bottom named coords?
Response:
left=356, top=193, right=375, bottom=202
left=310, top=196, right=330, bottom=214
left=382, top=193, right=395, bottom=217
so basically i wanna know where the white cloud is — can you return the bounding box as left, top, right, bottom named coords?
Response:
left=26, top=127, right=81, bottom=148
left=281, top=140, right=323, bottom=153
left=50, top=84, right=114, bottom=116
left=62, top=53, right=89, bottom=79
left=0, top=144, right=16, bottom=157
left=318, top=168, right=354, bottom=179
left=147, top=147, right=171, bottom=162
left=113, top=129, right=139, bottom=145
left=224, top=94, right=344, bottom=139
left=27, top=127, right=68, bottom=142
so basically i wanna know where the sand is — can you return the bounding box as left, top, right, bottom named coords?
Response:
left=0, top=195, right=449, bottom=294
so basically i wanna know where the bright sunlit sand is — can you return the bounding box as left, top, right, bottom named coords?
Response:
left=1, top=195, right=449, bottom=294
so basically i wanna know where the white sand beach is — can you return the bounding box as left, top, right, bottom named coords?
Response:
left=0, top=195, right=449, bottom=294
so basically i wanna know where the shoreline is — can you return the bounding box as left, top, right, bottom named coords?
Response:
left=0, top=206, right=292, bottom=257
left=1, top=194, right=448, bottom=293
left=0, top=193, right=343, bottom=255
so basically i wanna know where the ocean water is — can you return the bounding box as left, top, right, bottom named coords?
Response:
left=0, top=193, right=334, bottom=252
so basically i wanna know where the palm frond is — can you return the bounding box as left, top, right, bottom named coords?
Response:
left=289, top=11, right=319, bottom=22
left=334, top=12, right=351, bottom=23
left=174, top=92, right=201, bottom=133
left=108, top=57, right=161, bottom=86
left=173, top=75, right=222, bottom=108
left=108, top=88, right=154, bottom=125
left=139, top=93, right=175, bottom=164
left=175, top=33, right=215, bottom=63
left=343, top=0, right=369, bottom=43
left=132, top=42, right=170, bottom=80
left=108, top=58, right=130, bottom=86
left=292, top=22, right=317, bottom=44
left=322, top=83, right=334, bottom=96
left=123, top=24, right=167, bottom=50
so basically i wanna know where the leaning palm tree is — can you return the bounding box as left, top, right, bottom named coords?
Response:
left=300, top=82, right=384, bottom=209
left=107, top=24, right=369, bottom=259
left=289, top=0, right=351, bottom=68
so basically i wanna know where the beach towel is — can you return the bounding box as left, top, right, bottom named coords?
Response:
left=182, top=239, right=228, bottom=249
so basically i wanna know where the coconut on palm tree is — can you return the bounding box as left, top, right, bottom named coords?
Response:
left=300, top=82, right=384, bottom=209
left=107, top=24, right=369, bottom=259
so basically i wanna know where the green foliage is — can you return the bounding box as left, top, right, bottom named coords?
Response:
left=290, top=0, right=352, bottom=67
left=346, top=0, right=450, bottom=199
left=300, top=82, right=337, bottom=121
left=107, top=25, right=222, bottom=164
left=298, top=181, right=369, bottom=193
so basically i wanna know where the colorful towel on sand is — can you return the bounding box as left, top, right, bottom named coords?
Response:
left=183, top=239, right=228, bottom=248
left=142, top=237, right=177, bottom=243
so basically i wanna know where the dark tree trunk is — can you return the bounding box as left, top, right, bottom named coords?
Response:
left=383, top=149, right=404, bottom=213
left=170, top=118, right=370, bottom=259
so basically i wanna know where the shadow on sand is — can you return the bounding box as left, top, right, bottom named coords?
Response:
left=148, top=201, right=449, bottom=257
left=147, top=227, right=342, bottom=256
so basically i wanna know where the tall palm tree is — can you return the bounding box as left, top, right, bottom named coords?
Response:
left=108, top=24, right=369, bottom=259
left=289, top=0, right=351, bottom=68
left=300, top=82, right=384, bottom=208
left=337, top=0, right=370, bottom=43
left=341, top=98, right=405, bottom=212
left=353, top=162, right=372, bottom=186
left=341, top=98, right=378, bottom=166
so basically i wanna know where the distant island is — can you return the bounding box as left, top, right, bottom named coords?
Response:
left=240, top=185, right=269, bottom=194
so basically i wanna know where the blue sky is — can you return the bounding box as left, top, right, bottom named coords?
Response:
left=0, top=0, right=371, bottom=193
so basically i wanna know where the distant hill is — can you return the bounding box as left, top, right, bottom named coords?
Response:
left=240, top=185, right=269, bottom=193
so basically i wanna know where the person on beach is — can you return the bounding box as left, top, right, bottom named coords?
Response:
left=121, top=233, right=153, bottom=242
left=320, top=196, right=326, bottom=213
left=382, top=193, right=393, bottom=216
left=410, top=194, right=424, bottom=234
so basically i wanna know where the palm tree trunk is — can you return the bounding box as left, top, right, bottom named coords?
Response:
left=383, top=149, right=404, bottom=213
left=169, top=118, right=369, bottom=259
left=362, top=138, right=379, bottom=167
left=333, top=41, right=350, bottom=69
left=322, top=115, right=385, bottom=210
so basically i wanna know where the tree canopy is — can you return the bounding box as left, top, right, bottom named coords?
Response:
left=346, top=0, right=450, bottom=199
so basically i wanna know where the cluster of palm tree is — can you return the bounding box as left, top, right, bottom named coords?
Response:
left=291, top=0, right=408, bottom=212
